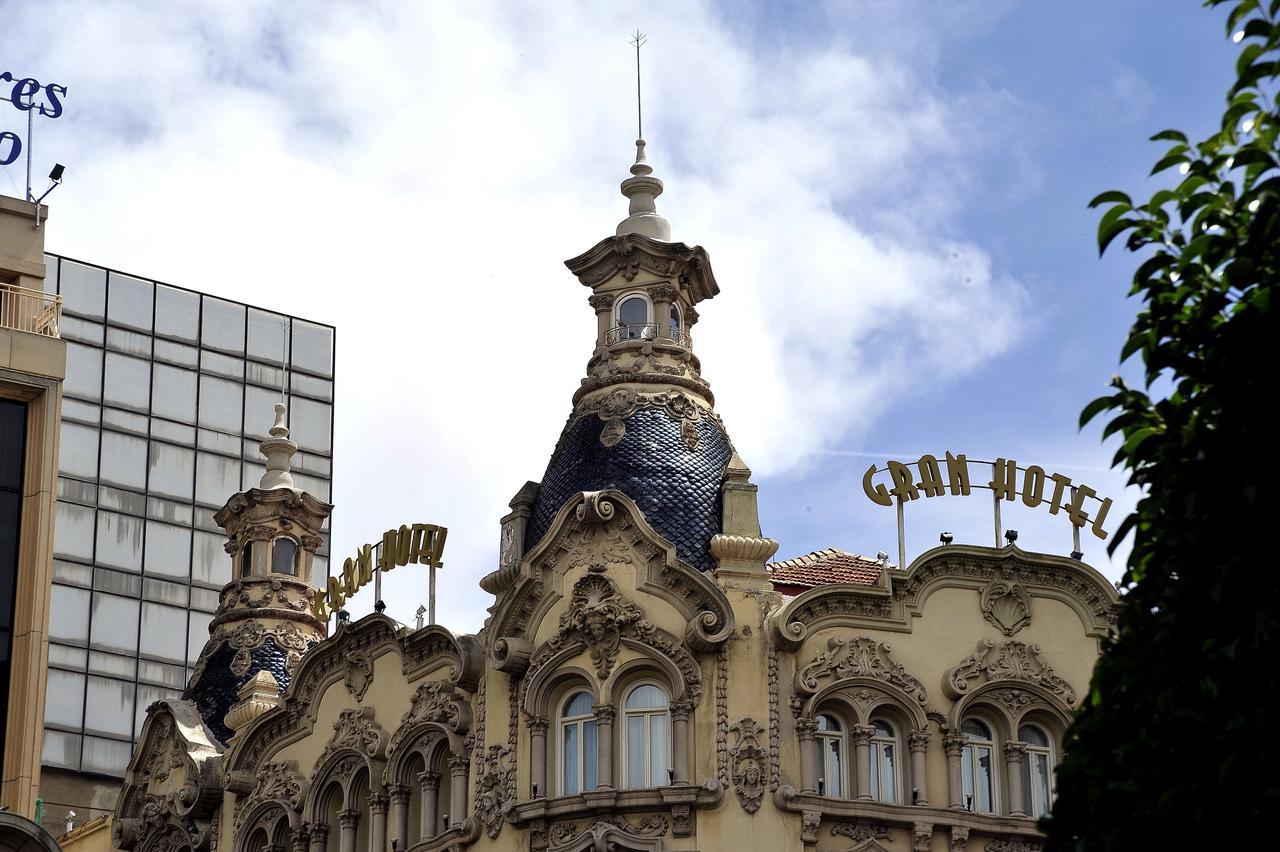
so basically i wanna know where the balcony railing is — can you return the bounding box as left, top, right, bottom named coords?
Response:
left=0, top=284, right=62, bottom=337
left=604, top=323, right=691, bottom=347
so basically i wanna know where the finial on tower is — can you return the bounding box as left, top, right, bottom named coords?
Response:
left=258, top=401, right=298, bottom=489
left=617, top=30, right=671, bottom=241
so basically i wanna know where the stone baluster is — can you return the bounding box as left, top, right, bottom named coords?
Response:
left=593, top=704, right=617, bottom=788
left=670, top=699, right=693, bottom=784
left=419, top=770, right=440, bottom=837
left=306, top=823, right=328, bottom=852
left=1004, top=741, right=1028, bottom=817
left=943, top=734, right=965, bottom=810
left=387, top=784, right=410, bottom=851
left=337, top=809, right=359, bottom=852
left=447, top=755, right=469, bottom=827
left=795, top=717, right=818, bottom=794
left=907, top=730, right=931, bottom=806
left=368, top=793, right=388, bottom=852
left=529, top=716, right=549, bottom=797
left=852, top=725, right=876, bottom=800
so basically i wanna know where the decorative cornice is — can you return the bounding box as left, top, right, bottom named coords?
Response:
left=564, top=234, right=719, bottom=304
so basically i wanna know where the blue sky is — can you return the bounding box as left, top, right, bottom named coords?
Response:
left=0, top=1, right=1240, bottom=631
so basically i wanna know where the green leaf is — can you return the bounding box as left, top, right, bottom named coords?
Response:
left=1236, top=43, right=1263, bottom=78
left=1150, top=129, right=1189, bottom=144
left=1098, top=216, right=1137, bottom=256
left=1089, top=190, right=1133, bottom=208
left=1080, top=395, right=1115, bottom=429
left=1150, top=154, right=1190, bottom=176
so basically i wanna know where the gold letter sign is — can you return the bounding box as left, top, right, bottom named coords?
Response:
left=312, top=523, right=447, bottom=620
left=862, top=454, right=1112, bottom=540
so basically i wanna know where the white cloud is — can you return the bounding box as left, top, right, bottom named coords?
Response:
left=5, top=0, right=1029, bottom=631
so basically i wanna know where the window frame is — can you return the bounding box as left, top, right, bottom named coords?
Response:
left=614, top=293, right=654, bottom=341
left=557, top=690, right=598, bottom=796
left=868, top=717, right=901, bottom=804
left=1019, top=722, right=1055, bottom=818
left=814, top=712, right=849, bottom=798
left=960, top=717, right=999, bottom=815
left=619, top=680, right=672, bottom=789
left=270, top=535, right=300, bottom=576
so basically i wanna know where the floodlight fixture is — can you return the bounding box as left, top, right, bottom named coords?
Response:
left=939, top=531, right=954, bottom=545
left=1004, top=529, right=1019, bottom=545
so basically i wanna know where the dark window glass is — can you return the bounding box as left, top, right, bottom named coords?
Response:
left=241, top=541, right=253, bottom=578
left=0, top=399, right=27, bottom=770
left=272, top=538, right=299, bottom=576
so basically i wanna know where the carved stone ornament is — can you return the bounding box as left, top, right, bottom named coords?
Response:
left=833, top=821, right=893, bottom=852
left=221, top=619, right=313, bottom=678
left=574, top=388, right=722, bottom=450
left=913, top=821, right=934, bottom=852
left=317, top=707, right=388, bottom=768
left=794, top=635, right=928, bottom=704
left=475, top=745, right=515, bottom=839
left=981, top=580, right=1032, bottom=636
left=986, top=839, right=1043, bottom=852
left=729, top=717, right=768, bottom=813
left=233, top=761, right=305, bottom=831
left=549, top=815, right=668, bottom=852
left=343, top=648, right=373, bottom=701
left=950, top=825, right=970, bottom=851
left=944, top=639, right=1077, bottom=705
left=389, top=680, right=473, bottom=752
left=558, top=572, right=648, bottom=679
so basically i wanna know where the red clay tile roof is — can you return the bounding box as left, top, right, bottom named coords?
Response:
left=768, top=547, right=884, bottom=591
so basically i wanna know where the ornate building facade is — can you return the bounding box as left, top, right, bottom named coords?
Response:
left=105, top=141, right=1119, bottom=852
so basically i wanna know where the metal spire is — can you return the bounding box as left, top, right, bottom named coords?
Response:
left=630, top=30, right=647, bottom=140
left=617, top=30, right=671, bottom=241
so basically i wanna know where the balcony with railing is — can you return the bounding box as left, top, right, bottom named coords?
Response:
left=0, top=284, right=62, bottom=337
left=603, top=323, right=691, bottom=347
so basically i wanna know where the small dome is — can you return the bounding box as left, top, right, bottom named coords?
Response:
left=184, top=636, right=314, bottom=745
left=526, top=408, right=732, bottom=571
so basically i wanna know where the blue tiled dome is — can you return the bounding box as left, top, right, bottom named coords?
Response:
left=526, top=408, right=732, bottom=572
left=184, top=636, right=313, bottom=744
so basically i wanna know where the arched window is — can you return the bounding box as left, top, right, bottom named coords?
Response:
left=961, top=718, right=997, bottom=814
left=1020, top=723, right=1054, bottom=818
left=271, top=537, right=299, bottom=576
left=616, top=295, right=652, bottom=341
left=621, top=683, right=670, bottom=788
left=240, top=540, right=253, bottom=578
left=559, top=691, right=598, bottom=795
left=669, top=303, right=681, bottom=340
left=869, top=718, right=900, bottom=803
left=815, top=713, right=846, bottom=797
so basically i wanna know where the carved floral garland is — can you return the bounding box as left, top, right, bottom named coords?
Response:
left=794, top=635, right=928, bottom=704
left=944, top=639, right=1077, bottom=705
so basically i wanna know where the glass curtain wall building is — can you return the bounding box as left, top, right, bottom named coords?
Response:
left=39, top=254, right=334, bottom=783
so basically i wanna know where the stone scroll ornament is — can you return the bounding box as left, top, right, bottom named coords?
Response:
left=729, top=717, right=769, bottom=813
left=980, top=579, right=1032, bottom=636
left=475, top=745, right=516, bottom=839
left=556, top=571, right=650, bottom=679
left=794, top=635, right=928, bottom=704
left=944, top=639, right=1077, bottom=705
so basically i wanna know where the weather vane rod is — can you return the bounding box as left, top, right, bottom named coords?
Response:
left=630, top=29, right=647, bottom=139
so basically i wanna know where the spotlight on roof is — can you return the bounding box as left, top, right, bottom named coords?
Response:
left=1004, top=529, right=1018, bottom=545
left=337, top=608, right=351, bottom=624
left=939, top=531, right=953, bottom=545
left=1071, top=550, right=1084, bottom=560
left=33, top=163, right=66, bottom=229
left=876, top=550, right=889, bottom=563
left=49, top=163, right=65, bottom=182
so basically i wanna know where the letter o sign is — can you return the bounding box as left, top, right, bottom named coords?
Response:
left=0, top=131, right=20, bottom=166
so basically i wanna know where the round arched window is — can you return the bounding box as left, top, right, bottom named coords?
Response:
left=560, top=691, right=598, bottom=795
left=961, top=718, right=996, bottom=814
left=271, top=537, right=299, bottom=576
left=240, top=541, right=253, bottom=578
left=1019, top=723, right=1054, bottom=817
left=622, top=683, right=669, bottom=788
left=616, top=296, right=651, bottom=340
left=869, top=719, right=899, bottom=803
left=815, top=713, right=847, bottom=797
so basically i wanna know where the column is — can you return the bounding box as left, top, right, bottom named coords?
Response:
left=307, top=824, right=328, bottom=852
left=1004, top=742, right=1028, bottom=817
left=369, top=793, right=389, bottom=852
left=593, top=704, right=616, bottom=788
left=588, top=294, right=615, bottom=346
left=943, top=734, right=965, bottom=810
left=907, top=731, right=930, bottom=806
left=529, top=716, right=549, bottom=797
left=290, top=826, right=310, bottom=852
left=337, top=810, right=359, bottom=852
left=387, top=784, right=410, bottom=851
left=418, top=770, right=440, bottom=837
left=795, top=717, right=817, bottom=794
left=670, top=699, right=693, bottom=784
left=648, top=284, right=676, bottom=340
left=448, top=755, right=469, bottom=828
left=852, top=725, right=875, bottom=801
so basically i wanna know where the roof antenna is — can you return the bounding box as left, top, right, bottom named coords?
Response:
left=630, top=29, right=647, bottom=141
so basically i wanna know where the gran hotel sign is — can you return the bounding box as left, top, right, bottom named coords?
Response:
left=862, top=452, right=1114, bottom=541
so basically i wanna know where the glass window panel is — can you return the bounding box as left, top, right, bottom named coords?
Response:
left=99, top=431, right=147, bottom=491
left=823, top=738, right=843, bottom=797
left=290, top=472, right=328, bottom=501
left=53, top=558, right=93, bottom=587
left=81, top=735, right=131, bottom=777
left=62, top=398, right=100, bottom=425
left=197, top=375, right=243, bottom=434
left=139, top=660, right=187, bottom=689
left=59, top=421, right=99, bottom=479
left=135, top=683, right=173, bottom=737
left=90, top=593, right=139, bottom=654
left=190, top=586, right=219, bottom=613
left=95, top=510, right=144, bottom=572
left=107, top=272, right=153, bottom=331
left=151, top=419, right=195, bottom=447
left=94, top=567, right=141, bottom=597
left=1034, top=753, right=1051, bottom=817
left=44, top=254, right=59, bottom=295
left=64, top=342, right=103, bottom=401
left=154, top=338, right=198, bottom=368
left=155, top=285, right=199, bottom=342
left=49, top=584, right=90, bottom=643
left=562, top=723, right=579, bottom=795
left=197, top=427, right=241, bottom=456
left=146, top=495, right=192, bottom=526
left=201, top=350, right=244, bottom=380
left=192, top=530, right=229, bottom=586
left=48, top=643, right=88, bottom=668
left=144, top=521, right=191, bottom=580
left=961, top=748, right=974, bottom=803
left=619, top=296, right=647, bottom=325
left=291, top=320, right=334, bottom=377
left=565, top=692, right=593, bottom=717
left=84, top=677, right=135, bottom=737
left=289, top=396, right=332, bottom=454
left=140, top=602, right=187, bottom=662
left=59, top=260, right=106, bottom=319
left=1019, top=725, right=1049, bottom=747
left=289, top=371, right=333, bottom=402
left=102, top=406, right=149, bottom=435
left=272, top=538, right=299, bottom=576
left=244, top=385, right=283, bottom=440
left=245, top=360, right=284, bottom=391
left=143, top=576, right=188, bottom=606
left=869, top=741, right=880, bottom=799
left=627, top=716, right=645, bottom=788
left=583, top=720, right=597, bottom=790
left=151, top=365, right=197, bottom=423
left=61, top=315, right=105, bottom=345
left=41, top=730, right=81, bottom=770
left=196, top=451, right=241, bottom=507
left=201, top=296, right=245, bottom=353
left=880, top=743, right=896, bottom=802
left=649, top=714, right=669, bottom=787
left=248, top=308, right=288, bottom=362
left=98, top=485, right=145, bottom=516
left=976, top=746, right=993, bottom=813
left=58, top=475, right=98, bottom=509
left=88, top=651, right=136, bottom=678
left=962, top=719, right=991, bottom=739
left=188, top=612, right=212, bottom=663
left=103, top=352, right=151, bottom=411
left=106, top=326, right=151, bottom=357
left=626, top=684, right=667, bottom=709
left=54, top=502, right=95, bottom=561
left=149, top=441, right=194, bottom=501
